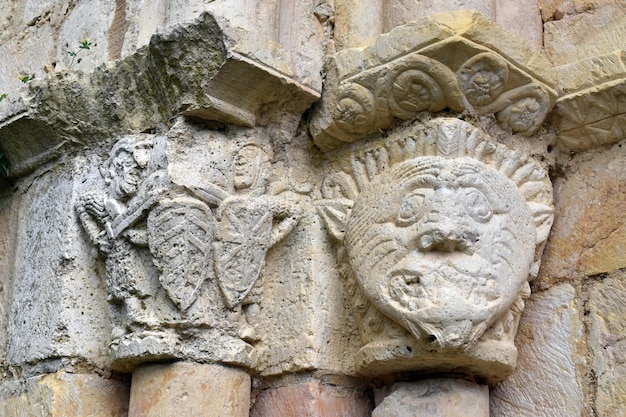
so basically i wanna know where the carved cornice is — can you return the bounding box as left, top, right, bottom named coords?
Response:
left=551, top=50, right=626, bottom=152
left=0, top=12, right=319, bottom=177
left=311, top=11, right=557, bottom=151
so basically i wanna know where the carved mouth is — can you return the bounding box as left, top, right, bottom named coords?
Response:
left=386, top=260, right=500, bottom=319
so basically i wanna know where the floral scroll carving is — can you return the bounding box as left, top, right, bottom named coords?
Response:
left=317, top=119, right=554, bottom=382
left=311, top=11, right=556, bottom=151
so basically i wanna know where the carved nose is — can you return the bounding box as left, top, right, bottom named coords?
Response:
left=417, top=219, right=479, bottom=254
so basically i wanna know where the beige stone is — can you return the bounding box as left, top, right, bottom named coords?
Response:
left=553, top=49, right=626, bottom=95
left=0, top=372, right=130, bottom=417
left=539, top=140, right=626, bottom=283
left=587, top=273, right=626, bottom=417
left=495, top=0, right=543, bottom=50
left=311, top=11, right=556, bottom=151
left=552, top=76, right=626, bottom=152
left=317, top=118, right=553, bottom=383
left=128, top=362, right=250, bottom=417
left=544, top=3, right=626, bottom=66
left=250, top=378, right=373, bottom=417
left=490, top=283, right=586, bottom=417
left=0, top=12, right=318, bottom=177
left=372, top=379, right=489, bottom=417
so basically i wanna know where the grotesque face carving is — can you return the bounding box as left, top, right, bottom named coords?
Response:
left=345, top=156, right=536, bottom=349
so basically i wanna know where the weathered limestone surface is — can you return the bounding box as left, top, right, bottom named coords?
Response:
left=0, top=11, right=318, bottom=177
left=317, top=118, right=553, bottom=383
left=543, top=3, right=626, bottom=66
left=250, top=378, right=373, bottom=417
left=0, top=2, right=624, bottom=417
left=311, top=11, right=556, bottom=151
left=539, top=139, right=626, bottom=285
left=128, top=362, right=250, bottom=417
left=5, top=156, right=111, bottom=370
left=372, top=379, right=489, bottom=417
left=334, top=0, right=543, bottom=50
left=587, top=273, right=626, bottom=417
left=0, top=372, right=129, bottom=417
left=490, top=283, right=586, bottom=417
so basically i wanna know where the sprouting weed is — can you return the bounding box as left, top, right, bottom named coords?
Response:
left=0, top=93, right=7, bottom=102
left=18, top=74, right=34, bottom=83
left=68, top=38, right=95, bottom=69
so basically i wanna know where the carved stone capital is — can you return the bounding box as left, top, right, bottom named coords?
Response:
left=311, top=11, right=556, bottom=151
left=0, top=12, right=319, bottom=178
left=318, top=118, right=553, bottom=383
left=551, top=49, right=626, bottom=152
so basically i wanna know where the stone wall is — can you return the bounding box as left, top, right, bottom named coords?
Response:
left=0, top=1, right=624, bottom=416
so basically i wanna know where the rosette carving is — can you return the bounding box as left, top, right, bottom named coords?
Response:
left=327, top=83, right=377, bottom=143
left=378, top=55, right=465, bottom=121
left=310, top=12, right=557, bottom=151
left=457, top=52, right=509, bottom=107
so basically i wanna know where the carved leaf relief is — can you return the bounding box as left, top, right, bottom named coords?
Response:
left=148, top=196, right=215, bottom=312
left=215, top=195, right=273, bottom=309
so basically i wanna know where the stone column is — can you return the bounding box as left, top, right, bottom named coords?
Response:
left=128, top=362, right=251, bottom=417
left=373, top=379, right=489, bottom=417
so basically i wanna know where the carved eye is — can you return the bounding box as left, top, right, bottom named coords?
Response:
left=397, top=188, right=432, bottom=225
left=463, top=189, right=493, bottom=222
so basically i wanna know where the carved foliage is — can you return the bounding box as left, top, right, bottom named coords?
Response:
left=554, top=80, right=626, bottom=151
left=215, top=195, right=273, bottom=309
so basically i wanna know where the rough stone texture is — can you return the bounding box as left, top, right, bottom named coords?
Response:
left=587, top=273, right=626, bottom=417
left=539, top=140, right=626, bottom=285
left=5, top=156, right=112, bottom=370
left=335, top=0, right=543, bottom=51
left=543, top=3, right=626, bottom=66
left=317, top=118, right=553, bottom=383
left=538, top=0, right=618, bottom=22
left=372, top=379, right=489, bottom=417
left=552, top=71, right=626, bottom=152
left=311, top=10, right=556, bottom=151
left=250, top=378, right=373, bottom=417
left=0, top=372, right=129, bottom=417
left=128, top=362, right=250, bottom=417
left=0, top=12, right=318, bottom=177
left=490, top=283, right=586, bottom=417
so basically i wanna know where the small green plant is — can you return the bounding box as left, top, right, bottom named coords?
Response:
left=68, top=38, right=93, bottom=68
left=0, top=93, right=7, bottom=102
left=18, top=74, right=34, bottom=83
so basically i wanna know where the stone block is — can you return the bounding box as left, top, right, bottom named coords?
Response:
left=0, top=372, right=129, bottom=417
left=495, top=0, right=543, bottom=51
left=490, top=283, right=586, bottom=417
left=372, top=379, right=489, bottom=417
left=544, top=3, right=626, bottom=66
left=587, top=273, right=626, bottom=417
left=128, top=362, right=250, bottom=417
left=250, top=378, right=373, bottom=417
left=539, top=140, right=626, bottom=283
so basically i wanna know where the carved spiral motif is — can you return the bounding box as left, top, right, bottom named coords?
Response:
left=389, top=69, right=447, bottom=118
left=379, top=55, right=461, bottom=121
left=488, top=85, right=551, bottom=136
left=457, top=52, right=509, bottom=107
left=497, top=97, right=542, bottom=134
left=330, top=83, right=376, bottom=140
